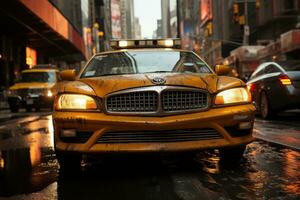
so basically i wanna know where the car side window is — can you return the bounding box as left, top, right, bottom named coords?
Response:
left=250, top=68, right=264, bottom=79
left=264, top=65, right=281, bottom=74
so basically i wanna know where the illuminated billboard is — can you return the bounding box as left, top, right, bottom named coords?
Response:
left=200, top=0, right=212, bottom=21
left=111, top=0, right=122, bottom=39
left=26, top=47, right=37, bottom=68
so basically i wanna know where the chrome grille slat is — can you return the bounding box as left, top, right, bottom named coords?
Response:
left=107, top=91, right=158, bottom=112
left=97, top=129, right=222, bottom=144
left=162, top=90, right=207, bottom=111
left=105, top=86, right=209, bottom=115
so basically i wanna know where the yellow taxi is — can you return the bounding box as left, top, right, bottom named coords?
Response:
left=53, top=39, right=255, bottom=169
left=7, top=65, right=59, bottom=112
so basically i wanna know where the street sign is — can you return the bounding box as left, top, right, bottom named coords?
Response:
left=244, top=25, right=250, bottom=36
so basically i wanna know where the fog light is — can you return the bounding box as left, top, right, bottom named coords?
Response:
left=61, top=129, right=76, bottom=137
left=239, top=122, right=252, bottom=130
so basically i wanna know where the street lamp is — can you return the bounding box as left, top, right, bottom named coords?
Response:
left=243, top=0, right=249, bottom=45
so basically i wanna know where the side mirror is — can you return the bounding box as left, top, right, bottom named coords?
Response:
left=215, top=65, right=231, bottom=76
left=60, top=70, right=76, bottom=81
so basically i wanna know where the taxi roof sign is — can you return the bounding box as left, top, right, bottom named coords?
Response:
left=110, top=39, right=181, bottom=50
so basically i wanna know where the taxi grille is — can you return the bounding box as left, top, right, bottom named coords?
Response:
left=162, top=91, right=207, bottom=111
left=97, top=129, right=222, bottom=144
left=106, top=87, right=209, bottom=114
left=106, top=91, right=158, bottom=112
left=16, top=88, right=44, bottom=97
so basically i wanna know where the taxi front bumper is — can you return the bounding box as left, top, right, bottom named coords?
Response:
left=53, top=104, right=255, bottom=154
left=8, top=94, right=54, bottom=108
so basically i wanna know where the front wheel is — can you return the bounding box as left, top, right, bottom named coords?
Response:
left=219, top=145, right=246, bottom=162
left=9, top=104, right=19, bottom=113
left=260, top=91, right=273, bottom=119
left=56, top=151, right=82, bottom=173
left=25, top=106, right=32, bottom=112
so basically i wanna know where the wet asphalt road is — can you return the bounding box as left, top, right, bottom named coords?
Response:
left=0, top=111, right=299, bottom=200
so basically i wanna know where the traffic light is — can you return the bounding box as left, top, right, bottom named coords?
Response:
left=256, top=0, right=260, bottom=8
left=98, top=31, right=104, bottom=37
left=239, top=15, right=245, bottom=25
left=233, top=3, right=239, bottom=23
left=207, top=22, right=213, bottom=35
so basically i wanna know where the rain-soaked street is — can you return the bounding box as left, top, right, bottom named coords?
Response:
left=0, top=111, right=299, bottom=200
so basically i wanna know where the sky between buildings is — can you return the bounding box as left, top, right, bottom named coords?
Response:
left=134, top=0, right=161, bottom=38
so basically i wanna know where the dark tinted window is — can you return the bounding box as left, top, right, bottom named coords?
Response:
left=264, top=65, right=281, bottom=74
left=20, top=72, right=56, bottom=83
left=81, top=51, right=212, bottom=78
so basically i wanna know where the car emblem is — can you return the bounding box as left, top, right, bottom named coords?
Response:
left=152, top=77, right=166, bottom=85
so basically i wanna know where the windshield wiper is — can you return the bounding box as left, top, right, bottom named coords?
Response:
left=97, top=73, right=135, bottom=77
left=146, top=71, right=172, bottom=73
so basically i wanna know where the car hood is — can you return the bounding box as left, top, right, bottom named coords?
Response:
left=9, top=82, right=55, bottom=90
left=57, top=73, right=245, bottom=97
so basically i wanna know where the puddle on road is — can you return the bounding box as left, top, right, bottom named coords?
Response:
left=0, top=115, right=57, bottom=197
left=0, top=147, right=57, bottom=197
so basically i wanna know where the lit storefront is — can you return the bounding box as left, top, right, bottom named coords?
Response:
left=25, top=47, right=37, bottom=69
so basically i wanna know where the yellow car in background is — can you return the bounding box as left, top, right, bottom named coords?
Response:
left=7, top=65, right=59, bottom=112
left=53, top=39, right=255, bottom=170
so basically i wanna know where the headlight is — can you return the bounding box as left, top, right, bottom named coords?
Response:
left=55, top=94, right=98, bottom=110
left=214, top=88, right=251, bottom=105
left=46, top=90, right=53, bottom=97
left=7, top=90, right=16, bottom=95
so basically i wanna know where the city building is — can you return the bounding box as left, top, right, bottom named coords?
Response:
left=177, top=0, right=201, bottom=52
left=0, top=0, right=88, bottom=88
left=161, top=0, right=171, bottom=38
left=134, top=17, right=142, bottom=39
left=109, top=0, right=135, bottom=40
left=155, top=19, right=163, bottom=38
left=120, top=0, right=135, bottom=39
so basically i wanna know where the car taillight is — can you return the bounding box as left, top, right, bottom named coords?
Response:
left=279, top=74, right=292, bottom=85
left=247, top=83, right=256, bottom=92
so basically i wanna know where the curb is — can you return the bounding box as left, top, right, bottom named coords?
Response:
left=0, top=101, right=9, bottom=110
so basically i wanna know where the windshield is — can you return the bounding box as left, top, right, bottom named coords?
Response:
left=81, top=51, right=212, bottom=78
left=20, top=72, right=56, bottom=83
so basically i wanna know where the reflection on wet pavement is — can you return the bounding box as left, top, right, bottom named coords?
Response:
left=0, top=115, right=57, bottom=197
left=0, top=115, right=299, bottom=199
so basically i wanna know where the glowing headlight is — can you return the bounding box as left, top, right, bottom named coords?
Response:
left=215, top=88, right=251, bottom=105
left=55, top=94, right=97, bottom=110
left=47, top=90, right=53, bottom=97
left=7, top=90, right=16, bottom=95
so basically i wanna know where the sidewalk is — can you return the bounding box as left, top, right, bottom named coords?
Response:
left=0, top=100, right=9, bottom=110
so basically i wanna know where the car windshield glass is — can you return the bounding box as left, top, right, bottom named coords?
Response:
left=81, top=51, right=212, bottom=78
left=20, top=72, right=55, bottom=83
left=280, top=61, right=300, bottom=71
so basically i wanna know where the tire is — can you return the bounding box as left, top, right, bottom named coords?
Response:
left=56, top=151, right=82, bottom=173
left=10, top=104, right=19, bottom=113
left=25, top=106, right=32, bottom=112
left=219, top=145, right=246, bottom=162
left=260, top=91, right=273, bottom=119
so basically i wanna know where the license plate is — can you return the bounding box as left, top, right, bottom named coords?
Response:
left=26, top=99, right=34, bottom=105
left=30, top=94, right=39, bottom=98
